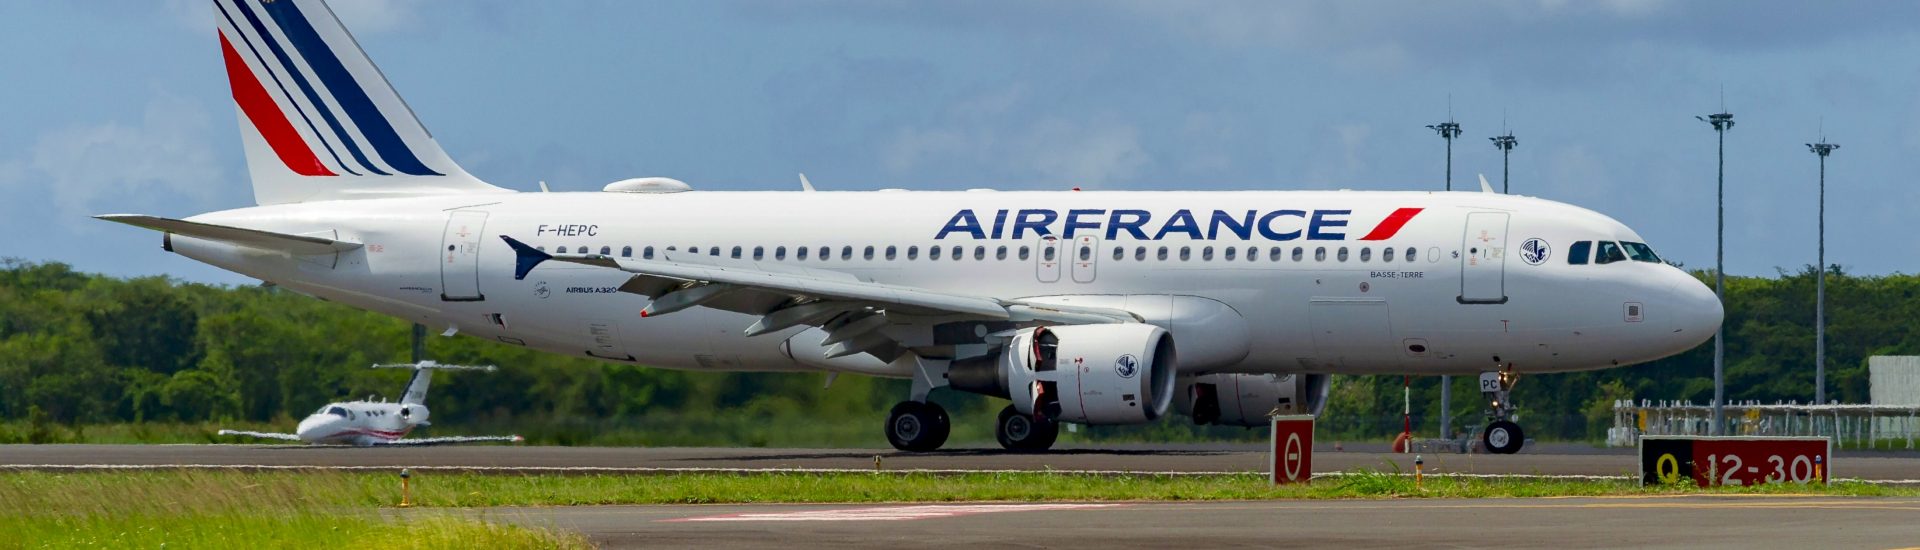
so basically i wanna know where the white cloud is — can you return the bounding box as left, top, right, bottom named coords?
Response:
left=0, top=95, right=227, bottom=218
left=1017, top=118, right=1150, bottom=187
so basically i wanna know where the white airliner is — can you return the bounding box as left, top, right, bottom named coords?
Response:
left=114, top=0, right=1720, bottom=453
left=218, top=361, right=522, bottom=446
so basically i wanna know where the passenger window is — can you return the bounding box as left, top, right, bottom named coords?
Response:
left=907, top=246, right=919, bottom=260
left=1179, top=246, right=1191, bottom=261
left=1223, top=247, right=1237, bottom=261
left=1405, top=247, right=1416, bottom=262
left=930, top=246, right=943, bottom=260
left=621, top=246, right=633, bottom=257
left=1020, top=246, right=1031, bottom=260
left=1622, top=241, right=1661, bottom=263
left=554, top=246, right=567, bottom=253
left=1134, top=247, right=1146, bottom=261
left=951, top=246, right=962, bottom=260
left=600, top=246, right=612, bottom=255
left=885, top=246, right=896, bottom=260
left=1315, top=247, right=1327, bottom=261
left=731, top=246, right=743, bottom=259
left=753, top=246, right=765, bottom=260
left=997, top=246, right=1008, bottom=260
left=1337, top=247, right=1349, bottom=262
left=1293, top=247, right=1305, bottom=262
left=775, top=246, right=787, bottom=260
left=863, top=246, right=875, bottom=260
left=1360, top=247, right=1371, bottom=262
left=1269, top=247, right=1282, bottom=262
left=1112, top=246, right=1124, bottom=261
left=1596, top=241, right=1627, bottom=264
left=1157, top=246, right=1169, bottom=261
left=1567, top=241, right=1592, bottom=265
left=1043, top=246, right=1056, bottom=261
left=1247, top=247, right=1257, bottom=262
left=644, top=246, right=655, bottom=259
left=798, top=246, right=809, bottom=260
left=818, top=246, right=829, bottom=260
left=538, top=246, right=548, bottom=252
left=842, top=246, right=853, bottom=260
left=975, top=246, right=986, bottom=260
left=1383, top=247, right=1395, bottom=262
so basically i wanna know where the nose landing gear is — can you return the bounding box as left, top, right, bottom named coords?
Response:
left=1479, top=366, right=1525, bottom=455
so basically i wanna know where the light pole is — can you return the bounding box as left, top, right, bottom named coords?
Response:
left=1427, top=121, right=1463, bottom=191
left=1697, top=111, right=1733, bottom=434
left=1427, top=118, right=1462, bottom=439
left=1807, top=139, right=1838, bottom=404
left=1490, top=134, right=1518, bottom=194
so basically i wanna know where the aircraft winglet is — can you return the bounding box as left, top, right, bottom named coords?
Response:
left=500, top=235, right=550, bottom=280
left=1479, top=174, right=1496, bottom=193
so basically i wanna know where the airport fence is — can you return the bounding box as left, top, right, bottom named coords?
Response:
left=1608, top=399, right=1920, bottom=450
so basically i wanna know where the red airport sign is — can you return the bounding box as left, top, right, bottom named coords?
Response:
left=1270, top=415, right=1315, bottom=484
left=1639, top=436, right=1830, bottom=487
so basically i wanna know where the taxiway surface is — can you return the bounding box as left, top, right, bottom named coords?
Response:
left=465, top=497, right=1920, bottom=549
left=6, top=444, right=1920, bottom=480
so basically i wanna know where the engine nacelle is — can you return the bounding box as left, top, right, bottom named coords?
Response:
left=1174, top=373, right=1330, bottom=427
left=949, top=324, right=1177, bottom=425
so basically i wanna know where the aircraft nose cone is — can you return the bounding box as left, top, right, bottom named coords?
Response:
left=1669, top=275, right=1723, bottom=347
left=295, top=416, right=326, bottom=442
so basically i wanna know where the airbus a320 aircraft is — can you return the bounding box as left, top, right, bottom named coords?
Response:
left=111, top=0, right=1721, bottom=453
left=218, top=362, right=522, bottom=446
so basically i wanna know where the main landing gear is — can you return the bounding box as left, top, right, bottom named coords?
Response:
left=995, top=404, right=1058, bottom=452
left=1479, top=367, right=1525, bottom=455
left=885, top=401, right=950, bottom=452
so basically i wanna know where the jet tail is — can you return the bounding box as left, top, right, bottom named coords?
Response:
left=213, top=0, right=510, bottom=205
left=370, top=361, right=496, bottom=405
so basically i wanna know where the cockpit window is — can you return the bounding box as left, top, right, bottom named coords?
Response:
left=1596, top=241, right=1627, bottom=264
left=326, top=406, right=349, bottom=418
left=1621, top=241, right=1661, bottom=263
left=1567, top=241, right=1591, bottom=265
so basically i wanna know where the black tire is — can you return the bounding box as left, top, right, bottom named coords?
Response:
left=1483, top=420, right=1524, bottom=455
left=995, top=404, right=1059, bottom=452
left=886, top=401, right=949, bottom=452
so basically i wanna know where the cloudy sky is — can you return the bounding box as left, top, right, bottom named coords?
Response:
left=5, top=0, right=1918, bottom=284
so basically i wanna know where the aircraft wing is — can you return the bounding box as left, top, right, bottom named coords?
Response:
left=217, top=429, right=302, bottom=442
left=373, top=435, right=525, bottom=446
left=501, top=235, right=1137, bottom=362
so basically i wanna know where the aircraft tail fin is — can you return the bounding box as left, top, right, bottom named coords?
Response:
left=213, top=0, right=511, bottom=205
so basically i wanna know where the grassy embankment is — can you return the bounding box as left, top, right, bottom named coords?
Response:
left=1, top=471, right=588, bottom=549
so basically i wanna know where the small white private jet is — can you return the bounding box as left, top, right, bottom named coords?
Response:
left=219, top=361, right=523, bottom=446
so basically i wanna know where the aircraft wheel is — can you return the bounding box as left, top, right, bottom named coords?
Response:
left=996, top=404, right=1058, bottom=452
left=886, top=401, right=949, bottom=452
left=1483, top=420, right=1524, bottom=455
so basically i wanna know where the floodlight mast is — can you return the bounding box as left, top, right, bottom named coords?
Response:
left=1490, top=134, right=1518, bottom=194
left=1426, top=121, right=1464, bottom=191
left=1697, top=111, right=1733, bottom=434
left=1426, top=117, right=1463, bottom=438
left=1807, top=139, right=1839, bottom=405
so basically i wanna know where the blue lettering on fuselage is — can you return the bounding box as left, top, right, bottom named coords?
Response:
left=936, top=208, right=1351, bottom=241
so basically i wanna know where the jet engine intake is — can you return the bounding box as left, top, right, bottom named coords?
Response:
left=948, top=323, right=1177, bottom=425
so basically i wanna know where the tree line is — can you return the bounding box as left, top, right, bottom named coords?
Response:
left=1, top=258, right=1915, bottom=444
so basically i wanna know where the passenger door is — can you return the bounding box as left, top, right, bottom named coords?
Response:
left=440, top=210, right=488, bottom=301
left=1458, top=212, right=1509, bottom=304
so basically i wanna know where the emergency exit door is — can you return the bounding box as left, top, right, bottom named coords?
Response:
left=1036, top=235, right=1062, bottom=283
left=1458, top=212, right=1508, bottom=304
left=441, top=210, right=488, bottom=301
left=1070, top=235, right=1099, bottom=283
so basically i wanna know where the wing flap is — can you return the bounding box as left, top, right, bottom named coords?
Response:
left=97, top=214, right=361, bottom=255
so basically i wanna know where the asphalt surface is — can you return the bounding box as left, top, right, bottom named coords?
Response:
left=464, top=497, right=1920, bottom=549
left=5, top=443, right=1920, bottom=480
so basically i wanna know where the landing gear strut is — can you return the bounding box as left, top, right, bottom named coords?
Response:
left=886, top=401, right=950, bottom=452
left=995, top=405, right=1058, bottom=452
left=1479, top=367, right=1525, bottom=455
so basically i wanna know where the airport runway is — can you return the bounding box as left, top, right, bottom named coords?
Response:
left=464, top=497, right=1920, bottom=549
left=6, top=444, right=1920, bottom=480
